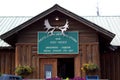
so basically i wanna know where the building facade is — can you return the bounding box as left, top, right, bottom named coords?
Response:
left=0, top=4, right=120, bottom=80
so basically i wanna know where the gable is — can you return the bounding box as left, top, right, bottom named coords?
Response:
left=16, top=12, right=98, bottom=44
left=0, top=4, right=115, bottom=47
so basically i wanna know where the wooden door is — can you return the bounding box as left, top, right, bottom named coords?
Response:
left=39, top=59, right=57, bottom=79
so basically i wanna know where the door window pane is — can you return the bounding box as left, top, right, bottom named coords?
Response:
left=44, top=64, right=52, bottom=79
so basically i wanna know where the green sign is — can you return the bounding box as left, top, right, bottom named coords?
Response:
left=38, top=31, right=79, bottom=54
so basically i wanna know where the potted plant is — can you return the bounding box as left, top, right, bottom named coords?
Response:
left=15, top=65, right=33, bottom=78
left=81, top=62, right=99, bottom=75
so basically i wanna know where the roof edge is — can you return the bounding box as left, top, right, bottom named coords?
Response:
left=0, top=4, right=115, bottom=42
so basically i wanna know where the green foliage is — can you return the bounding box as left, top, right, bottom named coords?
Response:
left=81, top=62, right=99, bottom=73
left=15, top=65, right=33, bottom=77
left=65, top=77, right=69, bottom=80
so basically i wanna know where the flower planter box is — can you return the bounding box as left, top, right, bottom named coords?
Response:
left=86, top=75, right=99, bottom=80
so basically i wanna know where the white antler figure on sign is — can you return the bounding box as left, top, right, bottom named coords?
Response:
left=58, top=19, right=69, bottom=35
left=44, top=19, right=69, bottom=35
left=44, top=19, right=55, bottom=35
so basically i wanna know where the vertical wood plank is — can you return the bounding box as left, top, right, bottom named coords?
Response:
left=0, top=49, right=14, bottom=75
left=15, top=45, right=20, bottom=66
left=32, top=56, right=37, bottom=79
left=74, top=53, right=80, bottom=77
left=22, top=45, right=26, bottom=65
left=1, top=53, right=5, bottom=73
left=118, top=53, right=120, bottom=80
left=36, top=57, right=40, bottom=79
left=86, top=44, right=92, bottom=62
left=81, top=44, right=87, bottom=77
left=11, top=51, right=15, bottom=74
left=28, top=45, right=32, bottom=65
left=0, top=53, right=1, bottom=72
left=5, top=53, right=9, bottom=74
left=93, top=43, right=100, bottom=75
left=39, top=58, right=44, bottom=79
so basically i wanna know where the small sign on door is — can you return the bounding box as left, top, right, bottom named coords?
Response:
left=46, top=71, right=52, bottom=79
left=44, top=64, right=52, bottom=79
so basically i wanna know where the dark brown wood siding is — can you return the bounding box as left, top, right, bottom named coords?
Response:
left=15, top=42, right=100, bottom=79
left=0, top=49, right=15, bottom=75
left=101, top=52, right=120, bottom=80
left=17, top=12, right=98, bottom=43
left=80, top=42, right=100, bottom=77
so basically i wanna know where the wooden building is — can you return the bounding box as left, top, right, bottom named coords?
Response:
left=0, top=4, right=120, bottom=80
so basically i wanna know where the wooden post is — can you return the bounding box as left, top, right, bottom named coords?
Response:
left=74, top=53, right=80, bottom=77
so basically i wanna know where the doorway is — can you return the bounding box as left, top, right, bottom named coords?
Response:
left=57, top=58, right=74, bottom=79
left=39, top=59, right=57, bottom=79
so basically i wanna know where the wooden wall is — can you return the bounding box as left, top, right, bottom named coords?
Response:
left=0, top=49, right=15, bottom=75
left=101, top=51, right=120, bottom=80
left=14, top=12, right=100, bottom=79
left=15, top=42, right=100, bottom=79
left=74, top=42, right=100, bottom=77
left=17, top=12, right=98, bottom=44
left=80, top=42, right=100, bottom=76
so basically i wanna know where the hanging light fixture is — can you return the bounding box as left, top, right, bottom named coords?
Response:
left=55, top=16, right=59, bottom=21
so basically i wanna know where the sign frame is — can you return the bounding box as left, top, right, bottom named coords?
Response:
left=37, top=31, right=79, bottom=54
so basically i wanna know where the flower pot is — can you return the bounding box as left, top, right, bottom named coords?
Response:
left=86, top=70, right=97, bottom=75
left=86, top=75, right=99, bottom=80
